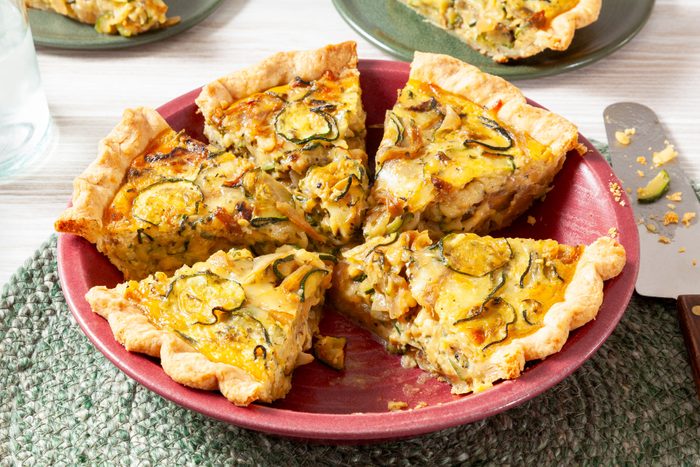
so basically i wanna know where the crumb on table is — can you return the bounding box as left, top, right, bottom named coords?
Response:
left=636, top=156, right=647, bottom=165
left=663, top=211, right=679, bottom=225
left=658, top=236, right=671, bottom=244
left=666, top=192, right=682, bottom=202
left=681, top=212, right=696, bottom=226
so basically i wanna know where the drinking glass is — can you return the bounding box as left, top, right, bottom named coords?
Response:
left=0, top=0, right=52, bottom=180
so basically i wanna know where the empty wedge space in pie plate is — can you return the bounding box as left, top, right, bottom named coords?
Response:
left=57, top=59, right=639, bottom=442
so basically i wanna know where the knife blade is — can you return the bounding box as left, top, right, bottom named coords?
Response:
left=604, top=102, right=700, bottom=397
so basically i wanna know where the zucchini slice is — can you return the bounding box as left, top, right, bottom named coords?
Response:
left=298, top=268, right=329, bottom=303
left=132, top=179, right=203, bottom=226
left=463, top=117, right=513, bottom=151
left=637, top=169, right=670, bottom=203
left=165, top=271, right=246, bottom=325
left=271, top=254, right=296, bottom=281
left=454, top=297, right=517, bottom=351
left=386, top=111, right=404, bottom=145
left=274, top=101, right=339, bottom=145
left=521, top=299, right=544, bottom=326
left=438, top=234, right=512, bottom=277
left=250, top=216, right=288, bottom=228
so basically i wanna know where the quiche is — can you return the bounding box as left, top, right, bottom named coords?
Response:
left=25, top=0, right=179, bottom=37
left=196, top=42, right=370, bottom=247
left=330, top=230, right=625, bottom=394
left=363, top=52, right=580, bottom=239
left=55, top=107, right=323, bottom=280
left=86, top=246, right=335, bottom=406
left=400, top=0, right=601, bottom=62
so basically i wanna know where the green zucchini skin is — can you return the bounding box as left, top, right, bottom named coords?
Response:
left=298, top=268, right=329, bottom=303
left=274, top=105, right=339, bottom=145
left=250, top=216, right=288, bottom=228
left=463, top=117, right=513, bottom=151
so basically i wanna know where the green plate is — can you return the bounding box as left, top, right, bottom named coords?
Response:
left=333, top=0, right=655, bottom=80
left=28, top=0, right=224, bottom=50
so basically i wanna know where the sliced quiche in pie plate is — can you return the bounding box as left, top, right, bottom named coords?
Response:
left=364, top=52, right=581, bottom=239
left=86, top=246, right=334, bottom=406
left=55, top=107, right=324, bottom=280
left=196, top=41, right=370, bottom=247
left=331, top=230, right=626, bottom=394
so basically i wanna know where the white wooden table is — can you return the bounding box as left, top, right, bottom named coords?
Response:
left=1, top=0, right=698, bottom=286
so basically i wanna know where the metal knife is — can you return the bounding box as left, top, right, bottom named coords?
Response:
left=604, top=102, right=700, bottom=397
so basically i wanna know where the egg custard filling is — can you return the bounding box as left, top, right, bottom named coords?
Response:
left=86, top=247, right=334, bottom=406
left=76, top=110, right=325, bottom=280
left=330, top=231, right=625, bottom=394
left=364, top=53, right=579, bottom=240
left=25, top=0, right=180, bottom=37
left=197, top=42, right=369, bottom=246
left=400, top=0, right=601, bottom=62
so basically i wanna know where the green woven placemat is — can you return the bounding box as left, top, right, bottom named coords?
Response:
left=2, top=149, right=700, bottom=465
left=2, top=237, right=699, bottom=465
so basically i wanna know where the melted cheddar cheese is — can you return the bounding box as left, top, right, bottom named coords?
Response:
left=364, top=79, right=551, bottom=239
left=203, top=72, right=369, bottom=246
left=103, top=130, right=318, bottom=280
left=331, top=230, right=584, bottom=393
left=119, top=247, right=333, bottom=383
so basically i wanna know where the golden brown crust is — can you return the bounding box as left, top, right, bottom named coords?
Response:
left=195, top=41, right=359, bottom=133
left=542, top=0, right=602, bottom=51
left=54, top=107, right=170, bottom=244
left=86, top=285, right=265, bottom=406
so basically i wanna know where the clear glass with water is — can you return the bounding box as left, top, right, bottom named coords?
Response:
left=0, top=0, right=52, bottom=180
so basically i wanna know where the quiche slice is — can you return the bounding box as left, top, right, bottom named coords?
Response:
left=196, top=42, right=370, bottom=246
left=25, top=0, right=179, bottom=37
left=363, top=52, right=580, bottom=239
left=400, top=0, right=601, bottom=62
left=330, top=230, right=625, bottom=394
left=86, top=246, right=335, bottom=406
left=55, top=107, right=324, bottom=280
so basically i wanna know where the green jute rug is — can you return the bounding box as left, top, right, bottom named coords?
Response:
left=2, top=147, right=700, bottom=465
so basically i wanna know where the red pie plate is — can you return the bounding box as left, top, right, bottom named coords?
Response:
left=57, top=59, right=639, bottom=443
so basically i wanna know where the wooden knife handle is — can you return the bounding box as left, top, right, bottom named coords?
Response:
left=677, top=295, right=700, bottom=399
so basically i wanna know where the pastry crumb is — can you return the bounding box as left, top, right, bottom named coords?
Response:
left=388, top=401, right=409, bottom=411
left=645, top=223, right=657, bottom=233
left=636, top=156, right=647, bottom=165
left=678, top=247, right=686, bottom=253
left=527, top=216, right=537, bottom=225
left=693, top=260, right=697, bottom=267
left=609, top=181, right=624, bottom=205
left=658, top=236, right=671, bottom=244
left=666, top=192, right=682, bottom=202
left=681, top=212, right=696, bottom=226
left=652, top=143, right=678, bottom=167
left=615, top=128, right=635, bottom=145
left=636, top=170, right=645, bottom=177
left=667, top=203, right=676, bottom=210
left=414, top=401, right=428, bottom=410
left=607, top=227, right=618, bottom=239
left=663, top=211, right=679, bottom=225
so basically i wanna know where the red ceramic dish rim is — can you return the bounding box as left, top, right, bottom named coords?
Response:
left=57, top=59, right=639, bottom=443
